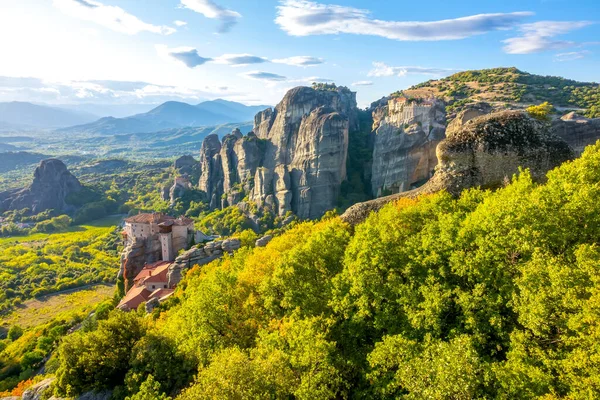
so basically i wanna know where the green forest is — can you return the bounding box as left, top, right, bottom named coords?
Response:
left=33, top=141, right=600, bottom=399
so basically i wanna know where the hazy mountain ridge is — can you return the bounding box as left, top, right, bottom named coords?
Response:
left=0, top=101, right=99, bottom=129
left=58, top=99, right=270, bottom=135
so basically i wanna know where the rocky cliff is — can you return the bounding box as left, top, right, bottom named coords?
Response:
left=0, top=159, right=83, bottom=214
left=199, top=86, right=357, bottom=219
left=342, top=110, right=574, bottom=225
left=369, top=96, right=446, bottom=197
left=552, top=112, right=600, bottom=155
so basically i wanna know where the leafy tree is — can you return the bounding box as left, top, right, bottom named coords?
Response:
left=526, top=101, right=554, bottom=121
left=54, top=311, right=147, bottom=396
left=7, top=326, right=23, bottom=341
left=126, top=375, right=171, bottom=400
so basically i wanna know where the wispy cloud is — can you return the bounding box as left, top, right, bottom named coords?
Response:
left=554, top=50, right=591, bottom=61
left=272, top=56, right=325, bottom=67
left=503, top=21, right=593, bottom=54
left=352, top=81, right=373, bottom=86
left=180, top=0, right=241, bottom=33
left=368, top=62, right=457, bottom=77
left=214, top=54, right=269, bottom=66
left=0, top=75, right=234, bottom=104
left=53, top=0, right=176, bottom=35
left=156, top=46, right=324, bottom=70
left=276, top=0, right=532, bottom=41
left=241, top=71, right=288, bottom=82
left=156, top=45, right=213, bottom=67
left=174, top=20, right=188, bottom=27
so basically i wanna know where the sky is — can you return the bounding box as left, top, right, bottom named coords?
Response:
left=0, top=0, right=598, bottom=108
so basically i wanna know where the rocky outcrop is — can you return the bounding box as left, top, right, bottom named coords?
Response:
left=167, top=238, right=241, bottom=287
left=552, top=113, right=600, bottom=155
left=255, top=235, right=273, bottom=247
left=167, top=156, right=199, bottom=205
left=174, top=155, right=198, bottom=176
left=0, top=159, right=83, bottom=214
left=198, top=134, right=225, bottom=210
left=198, top=86, right=357, bottom=219
left=119, top=236, right=162, bottom=291
left=342, top=110, right=574, bottom=225
left=370, top=97, right=446, bottom=196
left=19, top=377, right=111, bottom=400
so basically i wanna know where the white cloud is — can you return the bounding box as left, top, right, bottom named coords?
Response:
left=156, top=45, right=213, bottom=68
left=0, top=75, right=235, bottom=104
left=272, top=56, right=325, bottom=67
left=53, top=0, right=176, bottom=35
left=304, top=77, right=334, bottom=83
left=174, top=20, right=188, bottom=27
left=275, top=0, right=532, bottom=41
left=214, top=54, right=269, bottom=66
left=554, top=50, right=591, bottom=61
left=180, top=0, right=241, bottom=32
left=241, top=71, right=288, bottom=82
left=352, top=81, right=373, bottom=86
left=368, top=62, right=457, bottom=77
left=503, top=21, right=593, bottom=54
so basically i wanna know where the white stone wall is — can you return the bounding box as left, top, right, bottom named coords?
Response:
left=172, top=224, right=192, bottom=254
left=160, top=232, right=174, bottom=261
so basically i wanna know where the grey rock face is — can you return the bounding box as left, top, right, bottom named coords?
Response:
left=167, top=238, right=242, bottom=287
left=198, top=86, right=357, bottom=220
left=198, top=134, right=224, bottom=210
left=119, top=236, right=162, bottom=290
left=255, top=235, right=273, bottom=247
left=0, top=159, right=83, bottom=214
left=552, top=113, right=600, bottom=155
left=174, top=155, right=198, bottom=175
left=370, top=97, right=446, bottom=197
left=342, top=110, right=574, bottom=225
left=21, top=379, right=54, bottom=400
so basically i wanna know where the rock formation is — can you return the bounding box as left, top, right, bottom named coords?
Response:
left=119, top=236, right=162, bottom=290
left=166, top=155, right=199, bottom=206
left=167, top=238, right=241, bottom=287
left=0, top=159, right=83, bottom=214
left=19, top=377, right=112, bottom=400
left=198, top=86, right=357, bottom=219
left=370, top=96, right=446, bottom=196
left=552, top=112, right=600, bottom=155
left=342, top=110, right=574, bottom=225
left=255, top=235, right=273, bottom=247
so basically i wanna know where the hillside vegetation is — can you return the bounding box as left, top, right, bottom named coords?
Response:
left=0, top=217, right=121, bottom=315
left=406, top=67, right=600, bottom=117
left=47, top=141, right=600, bottom=399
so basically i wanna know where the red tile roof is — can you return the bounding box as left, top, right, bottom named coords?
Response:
left=124, top=213, right=194, bottom=226
left=144, top=263, right=170, bottom=282
left=117, top=285, right=151, bottom=311
left=133, top=261, right=171, bottom=284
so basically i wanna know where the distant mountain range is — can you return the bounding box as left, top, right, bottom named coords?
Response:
left=0, top=99, right=269, bottom=133
left=58, top=99, right=270, bottom=135
left=54, top=103, right=156, bottom=119
left=0, top=102, right=98, bottom=129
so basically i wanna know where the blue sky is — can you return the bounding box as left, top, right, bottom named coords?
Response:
left=0, top=0, right=598, bottom=108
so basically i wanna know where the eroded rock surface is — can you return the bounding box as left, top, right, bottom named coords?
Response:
left=0, top=159, right=83, bottom=214
left=342, top=110, right=574, bottom=225
left=370, top=96, right=446, bottom=196
left=552, top=113, right=600, bottom=155
left=199, top=86, right=357, bottom=219
left=167, top=238, right=241, bottom=287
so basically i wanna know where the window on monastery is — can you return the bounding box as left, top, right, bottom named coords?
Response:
left=152, top=285, right=155, bottom=289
